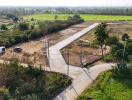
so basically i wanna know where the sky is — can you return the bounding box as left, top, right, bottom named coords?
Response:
left=0, top=0, right=132, bottom=7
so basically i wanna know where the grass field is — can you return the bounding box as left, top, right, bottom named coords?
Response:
left=24, top=14, right=132, bottom=21
left=78, top=70, right=132, bottom=100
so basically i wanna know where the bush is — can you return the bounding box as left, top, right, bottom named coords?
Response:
left=18, top=23, right=29, bottom=31
left=39, top=15, right=84, bottom=35
left=112, top=63, right=130, bottom=78
left=103, top=55, right=114, bottom=62
left=126, top=40, right=132, bottom=55
left=0, top=62, right=71, bottom=100
left=0, top=15, right=84, bottom=47
left=0, top=24, right=8, bottom=30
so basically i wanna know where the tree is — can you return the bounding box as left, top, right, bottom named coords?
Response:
left=54, top=15, right=58, bottom=20
left=112, top=47, right=129, bottom=76
left=113, top=49, right=128, bottom=62
left=94, top=23, right=108, bottom=57
left=31, top=25, right=34, bottom=29
left=126, top=40, right=132, bottom=55
left=1, top=24, right=8, bottom=30
left=19, top=23, right=29, bottom=31
left=13, top=17, right=19, bottom=22
left=7, top=14, right=19, bottom=22
left=106, top=36, right=119, bottom=47
left=31, top=18, right=34, bottom=21
left=73, top=15, right=81, bottom=20
left=122, top=33, right=129, bottom=41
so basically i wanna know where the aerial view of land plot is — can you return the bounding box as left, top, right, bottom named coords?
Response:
left=61, top=22, right=132, bottom=67
left=0, top=1, right=132, bottom=100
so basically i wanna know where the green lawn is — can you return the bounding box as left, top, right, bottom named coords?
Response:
left=24, top=14, right=132, bottom=21
left=78, top=70, right=132, bottom=100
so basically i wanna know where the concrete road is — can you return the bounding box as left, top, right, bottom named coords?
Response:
left=46, top=23, right=115, bottom=100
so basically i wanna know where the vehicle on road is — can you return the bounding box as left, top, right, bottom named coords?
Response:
left=0, top=46, right=6, bottom=54
left=13, top=47, right=23, bottom=53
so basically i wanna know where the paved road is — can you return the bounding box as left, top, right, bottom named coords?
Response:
left=47, top=23, right=99, bottom=78
left=46, top=23, right=116, bottom=100
left=54, top=63, right=115, bottom=100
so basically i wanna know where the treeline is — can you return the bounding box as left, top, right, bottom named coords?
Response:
left=1, top=7, right=132, bottom=17
left=0, top=15, right=84, bottom=47
left=39, top=15, right=84, bottom=34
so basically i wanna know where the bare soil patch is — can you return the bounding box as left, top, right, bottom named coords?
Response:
left=61, top=28, right=110, bottom=67
left=108, top=23, right=132, bottom=40
left=61, top=22, right=132, bottom=67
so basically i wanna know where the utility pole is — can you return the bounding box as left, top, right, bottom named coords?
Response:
left=67, top=46, right=70, bottom=76
left=45, top=39, right=51, bottom=71
left=80, top=41, right=83, bottom=68
left=123, top=38, right=128, bottom=63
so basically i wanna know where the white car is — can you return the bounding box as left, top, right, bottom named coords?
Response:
left=0, top=46, right=6, bottom=54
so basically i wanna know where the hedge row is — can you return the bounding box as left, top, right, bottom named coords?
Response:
left=0, top=15, right=84, bottom=47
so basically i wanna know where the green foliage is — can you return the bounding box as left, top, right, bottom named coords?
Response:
left=0, top=24, right=8, bottom=30
left=103, top=55, right=114, bottom=62
left=106, top=36, right=119, bottom=46
left=112, top=49, right=128, bottom=62
left=39, top=15, right=84, bottom=35
left=95, top=23, right=108, bottom=44
left=112, top=63, right=130, bottom=78
left=31, top=25, right=34, bottom=29
left=0, top=29, right=44, bottom=47
left=54, top=15, right=58, bottom=20
left=0, top=62, right=71, bottom=100
left=126, top=40, right=132, bottom=55
left=0, top=15, right=83, bottom=47
left=31, top=18, right=34, bottom=21
left=111, top=43, right=124, bottom=54
left=110, top=39, right=132, bottom=62
left=78, top=70, right=132, bottom=100
left=95, top=23, right=108, bottom=57
left=19, top=23, right=29, bottom=31
left=122, top=33, right=129, bottom=41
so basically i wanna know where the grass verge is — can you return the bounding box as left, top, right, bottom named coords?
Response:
left=78, top=70, right=132, bottom=100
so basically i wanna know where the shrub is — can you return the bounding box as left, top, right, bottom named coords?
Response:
left=0, top=62, right=71, bottom=100
left=0, top=15, right=83, bottom=47
left=103, top=55, right=114, bottom=62
left=19, top=23, right=29, bottom=31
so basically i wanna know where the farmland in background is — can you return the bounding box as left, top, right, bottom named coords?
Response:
left=24, top=14, right=132, bottom=21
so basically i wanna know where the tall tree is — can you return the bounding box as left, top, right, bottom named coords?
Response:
left=54, top=15, right=58, bottom=20
left=94, top=23, right=108, bottom=57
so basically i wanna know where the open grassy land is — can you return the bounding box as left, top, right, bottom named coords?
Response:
left=24, top=14, right=132, bottom=21
left=78, top=70, right=132, bottom=100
